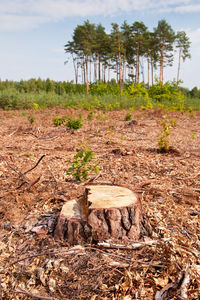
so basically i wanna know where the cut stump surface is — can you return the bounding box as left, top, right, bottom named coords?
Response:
left=54, top=184, right=144, bottom=244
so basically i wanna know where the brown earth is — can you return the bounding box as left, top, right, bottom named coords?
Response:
left=0, top=108, right=199, bottom=299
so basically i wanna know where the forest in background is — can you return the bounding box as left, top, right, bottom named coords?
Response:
left=1, top=19, right=200, bottom=111
left=64, top=19, right=191, bottom=93
left=0, top=78, right=200, bottom=112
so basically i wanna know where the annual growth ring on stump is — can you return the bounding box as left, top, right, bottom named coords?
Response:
left=54, top=184, right=144, bottom=244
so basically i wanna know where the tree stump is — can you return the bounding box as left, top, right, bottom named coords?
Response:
left=54, top=184, right=145, bottom=244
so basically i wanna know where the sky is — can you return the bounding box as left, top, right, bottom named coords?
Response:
left=1, top=0, right=200, bottom=89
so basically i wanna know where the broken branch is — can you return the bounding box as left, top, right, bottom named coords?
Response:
left=98, top=238, right=170, bottom=250
left=23, top=154, right=45, bottom=175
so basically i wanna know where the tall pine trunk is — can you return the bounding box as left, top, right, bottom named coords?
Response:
left=116, top=60, right=119, bottom=82
left=160, top=43, right=164, bottom=85
left=86, top=55, right=89, bottom=93
left=72, top=55, right=78, bottom=84
left=147, top=55, right=150, bottom=88
left=122, top=54, right=126, bottom=83
left=81, top=56, right=84, bottom=84
left=140, top=59, right=144, bottom=83
left=137, top=41, right=140, bottom=83
left=177, top=48, right=182, bottom=82
left=94, top=56, right=97, bottom=82
left=104, top=64, right=106, bottom=83
left=151, top=57, right=154, bottom=86
left=98, top=53, right=101, bottom=81
left=89, top=58, right=92, bottom=84
left=118, top=36, right=122, bottom=95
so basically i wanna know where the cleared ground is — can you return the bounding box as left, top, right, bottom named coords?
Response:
left=0, top=108, right=199, bottom=299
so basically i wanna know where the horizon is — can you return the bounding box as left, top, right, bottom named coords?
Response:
left=1, top=0, right=200, bottom=89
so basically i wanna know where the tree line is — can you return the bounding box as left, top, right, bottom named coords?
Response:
left=1, top=78, right=200, bottom=100
left=64, top=19, right=191, bottom=93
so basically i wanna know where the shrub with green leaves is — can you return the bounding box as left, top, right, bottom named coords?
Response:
left=124, top=113, right=132, bottom=121
left=87, top=111, right=94, bottom=120
left=53, top=116, right=66, bottom=127
left=66, top=117, right=82, bottom=130
left=124, top=83, right=149, bottom=100
left=149, top=80, right=185, bottom=103
left=158, top=119, right=176, bottom=152
left=66, top=147, right=99, bottom=181
left=28, top=115, right=35, bottom=125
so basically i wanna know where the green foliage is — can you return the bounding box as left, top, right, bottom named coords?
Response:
left=28, top=115, right=35, bottom=125
left=66, top=117, right=82, bottom=130
left=188, top=106, right=194, bottom=117
left=190, top=87, right=200, bottom=98
left=124, top=113, right=132, bottom=121
left=191, top=133, right=196, bottom=140
left=66, top=147, right=99, bottom=181
left=0, top=80, right=200, bottom=112
left=149, top=80, right=184, bottom=102
left=53, top=116, right=66, bottom=127
left=33, top=103, right=39, bottom=109
left=125, top=83, right=149, bottom=100
left=90, top=82, right=120, bottom=96
left=140, top=98, right=153, bottom=110
left=87, top=111, right=94, bottom=120
left=23, top=153, right=34, bottom=157
left=158, top=119, right=176, bottom=152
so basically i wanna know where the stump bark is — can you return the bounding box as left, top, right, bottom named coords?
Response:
left=54, top=184, right=144, bottom=244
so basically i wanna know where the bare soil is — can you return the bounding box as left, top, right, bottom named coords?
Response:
left=0, top=108, right=199, bottom=299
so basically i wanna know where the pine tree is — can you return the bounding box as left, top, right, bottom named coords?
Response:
left=176, top=31, right=191, bottom=82
left=131, top=21, right=148, bottom=83
left=154, top=19, right=175, bottom=84
left=93, top=24, right=109, bottom=82
left=72, top=20, right=96, bottom=93
left=64, top=41, right=79, bottom=84
left=110, top=23, right=124, bottom=94
left=121, top=21, right=134, bottom=82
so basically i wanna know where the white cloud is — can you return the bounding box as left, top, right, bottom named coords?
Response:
left=174, top=4, right=200, bottom=12
left=0, top=0, right=198, bottom=32
left=187, top=28, right=200, bottom=45
left=0, top=14, right=50, bottom=31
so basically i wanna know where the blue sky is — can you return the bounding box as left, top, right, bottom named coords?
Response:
left=1, top=0, right=200, bottom=89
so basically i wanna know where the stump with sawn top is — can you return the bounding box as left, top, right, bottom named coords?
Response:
left=54, top=184, right=146, bottom=244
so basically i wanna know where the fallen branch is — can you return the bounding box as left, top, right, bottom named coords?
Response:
left=4, top=158, right=23, bottom=177
left=97, top=238, right=170, bottom=250
left=155, top=282, right=177, bottom=300
left=82, top=173, right=101, bottom=185
left=0, top=279, right=2, bottom=300
left=24, top=176, right=41, bottom=191
left=155, top=260, right=191, bottom=300
left=10, top=245, right=85, bottom=266
left=8, top=128, right=19, bottom=137
left=13, top=288, right=57, bottom=300
left=23, top=154, right=45, bottom=175
left=179, top=261, right=190, bottom=300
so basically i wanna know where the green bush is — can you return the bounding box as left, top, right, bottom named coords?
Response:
left=66, top=147, right=99, bottom=181
left=158, top=119, right=176, bottom=152
left=149, top=80, right=184, bottom=102
left=53, top=116, right=66, bottom=127
left=66, top=117, right=82, bottom=130
left=124, top=82, right=149, bottom=100
left=28, top=115, right=35, bottom=125
left=124, top=113, right=132, bottom=121
left=0, top=80, right=199, bottom=112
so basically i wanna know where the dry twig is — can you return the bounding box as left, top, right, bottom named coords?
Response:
left=13, top=288, right=57, bottom=300
left=98, top=238, right=170, bottom=250
left=23, top=154, right=45, bottom=175
left=179, top=261, right=190, bottom=300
